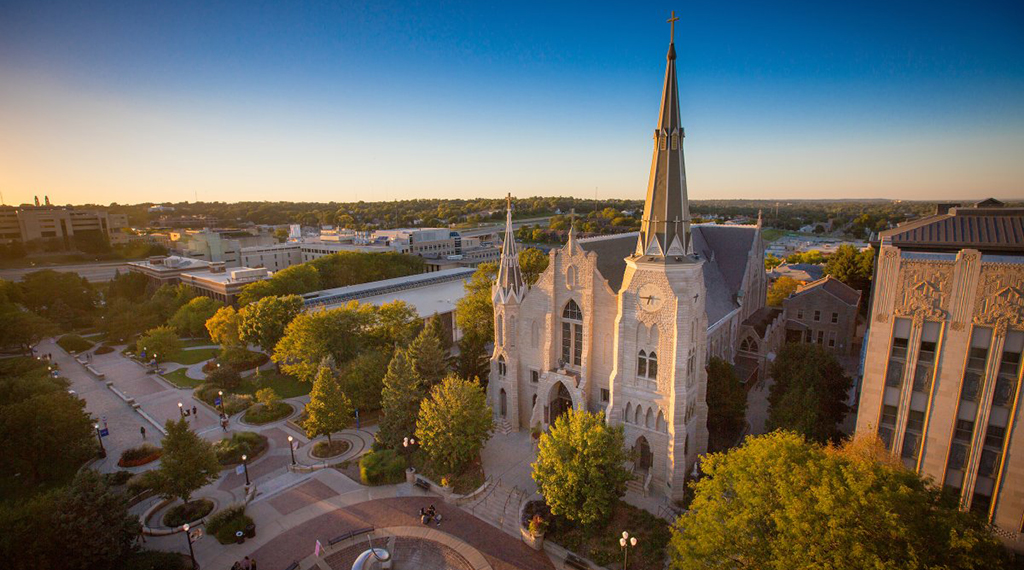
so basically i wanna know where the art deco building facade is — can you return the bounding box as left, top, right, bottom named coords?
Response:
left=856, top=201, right=1024, bottom=547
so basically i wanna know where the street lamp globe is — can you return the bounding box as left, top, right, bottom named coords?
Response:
left=622, top=531, right=629, bottom=540
left=182, top=524, right=189, bottom=532
left=630, top=537, right=637, bottom=547
left=288, top=435, right=294, bottom=443
left=242, top=454, right=247, bottom=461
left=619, top=538, right=626, bottom=547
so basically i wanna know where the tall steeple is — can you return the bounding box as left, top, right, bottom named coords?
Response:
left=494, top=193, right=525, bottom=303
left=635, top=11, right=692, bottom=261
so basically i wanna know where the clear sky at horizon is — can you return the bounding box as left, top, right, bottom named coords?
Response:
left=1, top=0, right=1022, bottom=206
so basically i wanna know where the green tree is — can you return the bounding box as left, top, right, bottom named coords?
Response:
left=255, top=387, right=279, bottom=408
left=148, top=283, right=196, bottom=322
left=408, top=321, right=448, bottom=388
left=304, top=358, right=353, bottom=445
left=764, top=253, right=783, bottom=271
left=669, top=432, right=1010, bottom=570
left=154, top=418, right=220, bottom=504
left=205, top=305, right=241, bottom=350
left=0, top=387, right=95, bottom=485
left=706, top=357, right=747, bottom=452
left=531, top=409, right=630, bottom=526
left=519, top=247, right=549, bottom=286
left=415, top=375, right=493, bottom=476
left=169, top=296, right=223, bottom=339
left=0, top=303, right=58, bottom=354
left=135, top=326, right=182, bottom=362
left=238, top=294, right=304, bottom=355
left=424, top=313, right=452, bottom=352
left=825, top=244, right=874, bottom=295
left=766, top=276, right=799, bottom=306
left=454, top=333, right=490, bottom=384
left=272, top=304, right=374, bottom=383
left=455, top=262, right=496, bottom=344
left=366, top=300, right=421, bottom=349
left=19, top=270, right=97, bottom=327
left=106, top=271, right=150, bottom=302
left=338, top=351, right=389, bottom=412
left=767, top=343, right=852, bottom=443
left=376, top=348, right=424, bottom=449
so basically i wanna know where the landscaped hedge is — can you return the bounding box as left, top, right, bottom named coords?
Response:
left=203, top=350, right=269, bottom=373
left=242, top=402, right=292, bottom=425
left=118, top=443, right=163, bottom=467
left=195, top=383, right=253, bottom=415
left=206, top=504, right=254, bottom=544
left=359, top=448, right=406, bottom=485
left=205, top=365, right=242, bottom=389
left=94, top=345, right=115, bottom=355
left=215, top=432, right=268, bottom=466
left=57, top=334, right=94, bottom=353
left=163, top=499, right=214, bottom=527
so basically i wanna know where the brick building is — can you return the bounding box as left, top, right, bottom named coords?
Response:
left=783, top=275, right=861, bottom=355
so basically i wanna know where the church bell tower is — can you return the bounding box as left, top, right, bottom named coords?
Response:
left=490, top=195, right=525, bottom=430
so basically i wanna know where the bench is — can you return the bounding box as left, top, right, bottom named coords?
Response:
left=414, top=478, right=431, bottom=491
left=328, top=526, right=374, bottom=546
left=565, top=552, right=589, bottom=570
left=86, top=365, right=105, bottom=380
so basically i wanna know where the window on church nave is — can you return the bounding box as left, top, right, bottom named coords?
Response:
left=561, top=300, right=583, bottom=367
left=498, top=355, right=507, bottom=377
left=740, top=336, right=758, bottom=353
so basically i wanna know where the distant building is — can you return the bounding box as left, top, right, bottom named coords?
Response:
left=769, top=262, right=824, bottom=284
left=856, top=200, right=1024, bottom=549
left=782, top=275, right=861, bottom=354
left=176, top=229, right=276, bottom=267
left=127, top=255, right=269, bottom=305
left=0, top=203, right=128, bottom=250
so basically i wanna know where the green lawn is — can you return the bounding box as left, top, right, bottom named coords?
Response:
left=180, top=338, right=217, bottom=348
left=167, top=347, right=219, bottom=365
left=246, top=371, right=310, bottom=398
left=162, top=367, right=204, bottom=389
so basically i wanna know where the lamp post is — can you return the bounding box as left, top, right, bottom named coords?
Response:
left=177, top=402, right=184, bottom=418
left=218, top=390, right=225, bottom=414
left=182, top=524, right=197, bottom=569
left=402, top=436, right=416, bottom=467
left=288, top=436, right=297, bottom=465
left=241, top=454, right=250, bottom=486
left=619, top=531, right=637, bottom=570
left=94, top=423, right=106, bottom=458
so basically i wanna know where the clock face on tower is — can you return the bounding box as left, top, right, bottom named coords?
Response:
left=637, top=283, right=663, bottom=312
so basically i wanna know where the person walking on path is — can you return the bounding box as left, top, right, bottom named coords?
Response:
left=192, top=405, right=198, bottom=418
left=140, top=425, right=146, bottom=440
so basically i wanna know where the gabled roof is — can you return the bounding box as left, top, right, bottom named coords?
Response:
left=578, top=224, right=758, bottom=325
left=878, top=202, right=1024, bottom=254
left=792, top=275, right=861, bottom=306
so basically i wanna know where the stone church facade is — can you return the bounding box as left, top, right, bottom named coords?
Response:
left=487, top=32, right=768, bottom=501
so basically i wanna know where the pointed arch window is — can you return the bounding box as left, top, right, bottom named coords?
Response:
left=740, top=336, right=758, bottom=353
left=624, top=402, right=633, bottom=423
left=497, top=355, right=507, bottom=378
left=637, top=350, right=658, bottom=379
left=637, top=350, right=648, bottom=377
left=561, top=300, right=583, bottom=367
left=647, top=352, right=658, bottom=379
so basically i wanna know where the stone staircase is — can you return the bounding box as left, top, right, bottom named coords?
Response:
left=626, top=470, right=650, bottom=497
left=466, top=480, right=527, bottom=538
left=496, top=418, right=514, bottom=436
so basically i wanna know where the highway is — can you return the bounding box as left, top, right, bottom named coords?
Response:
left=0, top=261, right=131, bottom=283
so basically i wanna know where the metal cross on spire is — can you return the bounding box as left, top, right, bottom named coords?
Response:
left=667, top=10, right=680, bottom=43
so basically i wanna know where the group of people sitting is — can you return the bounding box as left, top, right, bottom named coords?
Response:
left=419, top=504, right=442, bottom=526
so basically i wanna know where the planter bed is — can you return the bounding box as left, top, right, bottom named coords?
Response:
left=242, top=402, right=293, bottom=425
left=312, top=439, right=350, bottom=459
left=162, top=499, right=214, bottom=528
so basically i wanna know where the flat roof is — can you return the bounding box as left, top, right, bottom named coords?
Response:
left=303, top=267, right=474, bottom=315
left=180, top=267, right=267, bottom=285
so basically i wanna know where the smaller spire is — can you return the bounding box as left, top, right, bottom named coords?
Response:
left=494, top=193, right=525, bottom=303
left=566, top=207, right=581, bottom=255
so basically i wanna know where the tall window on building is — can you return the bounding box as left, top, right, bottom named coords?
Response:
left=971, top=330, right=1023, bottom=513
left=637, top=350, right=648, bottom=378
left=561, top=300, right=583, bottom=367
left=944, top=326, right=993, bottom=494
left=497, top=355, right=507, bottom=378
left=879, top=405, right=898, bottom=450
left=913, top=321, right=941, bottom=394
left=885, top=319, right=911, bottom=390
left=901, top=410, right=925, bottom=466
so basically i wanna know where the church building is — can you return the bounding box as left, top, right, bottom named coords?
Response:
left=488, top=27, right=768, bottom=501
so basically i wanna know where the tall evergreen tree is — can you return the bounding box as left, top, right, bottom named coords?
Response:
left=376, top=348, right=424, bottom=449
left=408, top=322, right=448, bottom=388
left=425, top=313, right=452, bottom=352
left=304, top=357, right=353, bottom=445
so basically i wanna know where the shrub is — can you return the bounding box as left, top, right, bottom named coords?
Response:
left=312, top=439, right=350, bottom=458
left=57, top=334, right=94, bottom=353
left=194, top=383, right=253, bottom=415
left=242, top=401, right=292, bottom=425
left=162, top=498, right=213, bottom=527
left=122, top=550, right=190, bottom=570
left=255, top=387, right=278, bottom=407
left=103, top=470, right=135, bottom=487
left=118, top=443, right=163, bottom=467
left=205, top=365, right=242, bottom=388
left=214, top=432, right=268, bottom=465
left=224, top=349, right=269, bottom=372
left=359, top=448, right=406, bottom=485
left=206, top=504, right=254, bottom=544
left=126, top=469, right=163, bottom=495
left=94, top=345, right=115, bottom=355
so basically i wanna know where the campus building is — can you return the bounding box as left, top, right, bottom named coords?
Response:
left=127, top=256, right=270, bottom=305
left=488, top=33, right=768, bottom=501
left=0, top=202, right=128, bottom=249
left=855, top=201, right=1024, bottom=548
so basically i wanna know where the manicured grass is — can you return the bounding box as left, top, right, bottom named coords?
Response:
left=545, top=500, right=671, bottom=568
left=312, top=440, right=350, bottom=459
left=249, top=371, right=310, bottom=398
left=167, top=347, right=219, bottom=365
left=359, top=448, right=406, bottom=485
left=161, top=367, right=204, bottom=389
left=57, top=334, right=94, bottom=353
left=206, top=505, right=254, bottom=544
left=180, top=338, right=216, bottom=348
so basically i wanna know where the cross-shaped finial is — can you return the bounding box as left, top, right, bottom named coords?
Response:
left=506, top=192, right=512, bottom=211
left=668, top=11, right=680, bottom=43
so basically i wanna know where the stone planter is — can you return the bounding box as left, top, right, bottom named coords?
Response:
left=521, top=527, right=545, bottom=551
left=442, top=484, right=455, bottom=503
left=406, top=467, right=417, bottom=484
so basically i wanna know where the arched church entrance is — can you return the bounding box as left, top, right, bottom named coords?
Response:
left=499, top=389, right=507, bottom=417
left=549, top=382, right=573, bottom=425
left=634, top=436, right=653, bottom=474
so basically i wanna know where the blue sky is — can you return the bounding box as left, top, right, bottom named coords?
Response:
left=1, top=0, right=1021, bottom=205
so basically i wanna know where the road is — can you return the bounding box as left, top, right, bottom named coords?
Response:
left=459, top=216, right=550, bottom=238
left=0, top=261, right=130, bottom=282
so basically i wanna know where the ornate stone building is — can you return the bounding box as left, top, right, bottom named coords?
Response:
left=856, top=201, right=1024, bottom=548
left=488, top=31, right=767, bottom=501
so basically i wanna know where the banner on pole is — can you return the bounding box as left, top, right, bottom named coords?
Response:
left=235, top=465, right=245, bottom=475
left=315, top=539, right=323, bottom=557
